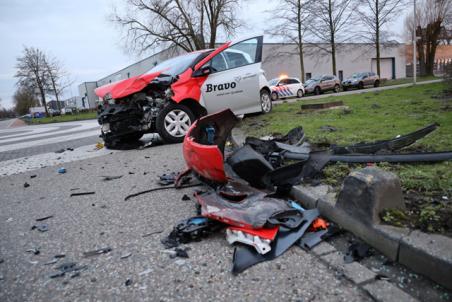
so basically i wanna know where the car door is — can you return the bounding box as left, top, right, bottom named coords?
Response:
left=199, top=36, right=263, bottom=115
left=288, top=78, right=301, bottom=95
left=277, top=78, right=290, bottom=97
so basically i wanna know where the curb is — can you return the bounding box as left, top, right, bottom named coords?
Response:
left=291, top=184, right=452, bottom=291
left=230, top=128, right=452, bottom=291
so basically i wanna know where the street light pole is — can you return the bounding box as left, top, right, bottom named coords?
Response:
left=413, top=0, right=417, bottom=84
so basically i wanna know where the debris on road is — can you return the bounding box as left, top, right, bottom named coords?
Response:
left=158, top=172, right=177, bottom=185
left=125, top=278, right=133, bottom=286
left=30, top=174, right=37, bottom=178
left=31, top=224, right=48, bottom=232
left=101, top=175, right=123, bottom=181
left=142, top=230, right=163, bottom=237
left=49, top=262, right=87, bottom=279
left=70, top=191, right=95, bottom=197
left=23, top=182, right=30, bottom=188
left=181, top=194, right=191, bottom=201
left=26, top=248, right=40, bottom=255
left=58, top=167, right=66, bottom=174
left=344, top=242, right=372, bottom=263
left=120, top=252, right=132, bottom=259
left=36, top=215, right=54, bottom=222
left=83, top=247, right=112, bottom=257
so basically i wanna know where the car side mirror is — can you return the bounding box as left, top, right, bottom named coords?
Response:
left=193, top=66, right=212, bottom=77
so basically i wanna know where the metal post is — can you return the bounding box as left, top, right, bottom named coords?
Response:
left=413, top=0, right=417, bottom=84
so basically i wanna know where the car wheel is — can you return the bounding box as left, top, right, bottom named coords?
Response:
left=314, top=86, right=321, bottom=95
left=157, top=102, right=195, bottom=143
left=296, top=89, right=304, bottom=98
left=334, top=84, right=340, bottom=93
left=271, top=91, right=278, bottom=101
left=374, top=80, right=380, bottom=87
left=358, top=82, right=364, bottom=89
left=260, top=89, right=272, bottom=113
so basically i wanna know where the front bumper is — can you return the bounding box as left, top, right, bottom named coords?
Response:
left=342, top=81, right=359, bottom=88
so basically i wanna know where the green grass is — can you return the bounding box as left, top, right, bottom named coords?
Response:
left=27, top=111, right=97, bottom=124
left=383, top=75, right=439, bottom=86
left=241, top=82, right=452, bottom=193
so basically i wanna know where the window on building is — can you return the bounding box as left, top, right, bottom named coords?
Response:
left=306, top=73, right=312, bottom=80
left=339, top=70, right=343, bottom=81
left=127, top=72, right=130, bottom=78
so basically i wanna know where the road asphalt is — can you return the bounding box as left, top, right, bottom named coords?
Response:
left=0, top=142, right=375, bottom=302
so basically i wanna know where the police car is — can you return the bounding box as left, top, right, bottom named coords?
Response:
left=269, top=76, right=305, bottom=101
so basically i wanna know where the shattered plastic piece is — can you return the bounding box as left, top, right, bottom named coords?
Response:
left=125, top=278, right=133, bottom=286
left=44, top=258, right=59, bottom=265
left=227, top=225, right=279, bottom=241
left=196, top=181, right=292, bottom=228
left=83, top=247, right=112, bottom=257
left=26, top=248, right=40, bottom=255
left=70, top=272, right=80, bottom=278
left=226, top=228, right=272, bottom=254
left=24, top=182, right=30, bottom=188
left=120, top=252, right=132, bottom=259
left=161, top=216, right=222, bottom=248
left=58, top=167, right=66, bottom=174
left=344, top=242, right=372, bottom=263
left=158, top=172, right=177, bottom=185
left=30, top=175, right=37, bottom=178
left=182, top=194, right=191, bottom=201
left=172, top=247, right=189, bottom=258
left=54, top=254, right=66, bottom=258
left=31, top=224, right=48, bottom=232
left=49, top=271, right=65, bottom=279
left=95, top=142, right=105, bottom=150
left=232, top=209, right=319, bottom=274
left=70, top=192, right=95, bottom=197
left=36, top=215, right=53, bottom=222
left=142, top=230, right=164, bottom=237
left=297, top=229, right=329, bottom=250
left=267, top=210, right=306, bottom=229
left=101, top=175, right=123, bottom=181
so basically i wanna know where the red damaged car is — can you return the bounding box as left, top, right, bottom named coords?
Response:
left=95, top=36, right=272, bottom=147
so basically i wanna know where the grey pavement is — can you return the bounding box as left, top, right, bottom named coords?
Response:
left=0, top=143, right=374, bottom=302
left=0, top=119, right=17, bottom=130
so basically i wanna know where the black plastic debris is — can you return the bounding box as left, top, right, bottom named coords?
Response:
left=120, top=252, right=132, bottom=259
left=54, top=254, right=66, bottom=258
left=70, top=192, right=95, bottom=197
left=26, top=248, right=40, bottom=255
left=44, top=258, right=59, bottom=265
left=30, top=175, right=37, bottom=178
left=31, top=224, right=48, bottom=232
left=36, top=215, right=53, bottom=222
left=162, top=216, right=222, bottom=249
left=170, top=247, right=189, bottom=259
left=83, top=247, right=112, bottom=257
left=24, top=182, right=30, bottom=188
left=298, top=224, right=341, bottom=250
left=125, top=278, right=133, bottom=286
left=101, top=175, right=123, bottom=181
left=344, top=242, right=372, bottom=263
left=0, top=259, right=4, bottom=264
left=142, top=230, right=164, bottom=237
left=181, top=194, right=191, bottom=201
left=49, top=262, right=87, bottom=279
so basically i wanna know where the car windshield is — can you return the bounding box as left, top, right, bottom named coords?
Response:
left=269, top=78, right=279, bottom=86
left=146, top=52, right=205, bottom=76
left=306, top=76, right=321, bottom=84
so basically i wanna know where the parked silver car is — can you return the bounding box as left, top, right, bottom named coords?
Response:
left=304, top=75, right=341, bottom=95
left=342, top=72, right=380, bottom=90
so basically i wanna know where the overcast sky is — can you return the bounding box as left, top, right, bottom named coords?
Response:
left=0, top=0, right=408, bottom=109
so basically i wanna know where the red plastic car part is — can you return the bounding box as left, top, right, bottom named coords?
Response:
left=95, top=71, right=162, bottom=99
left=228, top=225, right=279, bottom=241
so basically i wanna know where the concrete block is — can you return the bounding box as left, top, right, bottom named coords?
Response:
left=321, top=251, right=377, bottom=285
left=291, top=184, right=336, bottom=210
left=336, top=167, right=404, bottom=225
left=311, top=242, right=336, bottom=256
left=399, top=230, right=452, bottom=290
left=363, top=280, right=419, bottom=302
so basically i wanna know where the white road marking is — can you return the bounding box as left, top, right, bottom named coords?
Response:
left=0, top=129, right=101, bottom=153
left=0, top=144, right=117, bottom=176
left=0, top=123, right=99, bottom=144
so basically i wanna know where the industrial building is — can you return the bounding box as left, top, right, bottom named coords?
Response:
left=78, top=42, right=406, bottom=108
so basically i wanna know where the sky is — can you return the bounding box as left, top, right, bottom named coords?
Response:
left=0, top=0, right=408, bottom=109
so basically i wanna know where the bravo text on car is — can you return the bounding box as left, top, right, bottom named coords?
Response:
left=95, top=36, right=272, bottom=147
left=303, top=75, right=341, bottom=95
left=268, top=77, right=305, bottom=101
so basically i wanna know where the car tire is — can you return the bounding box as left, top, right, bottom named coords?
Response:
left=333, top=84, right=340, bottom=93
left=271, top=91, right=278, bottom=101
left=358, top=82, right=364, bottom=89
left=374, top=80, right=380, bottom=87
left=260, top=89, right=272, bottom=113
left=314, top=86, right=321, bottom=95
left=156, top=102, right=195, bottom=143
left=296, top=89, right=304, bottom=98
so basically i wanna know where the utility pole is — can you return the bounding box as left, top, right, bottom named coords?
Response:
left=413, top=0, right=417, bottom=84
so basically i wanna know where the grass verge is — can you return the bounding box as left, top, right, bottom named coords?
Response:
left=26, top=111, right=97, bottom=124
left=241, top=82, right=452, bottom=235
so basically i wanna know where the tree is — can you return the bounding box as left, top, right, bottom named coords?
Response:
left=357, top=0, right=405, bottom=77
left=266, top=0, right=312, bottom=82
left=112, top=0, right=242, bottom=54
left=405, top=0, right=452, bottom=75
left=15, top=47, right=50, bottom=116
left=307, top=0, right=357, bottom=75
left=43, top=55, right=72, bottom=111
left=13, top=86, right=40, bottom=115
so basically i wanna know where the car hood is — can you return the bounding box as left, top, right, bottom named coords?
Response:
left=95, top=71, right=163, bottom=100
